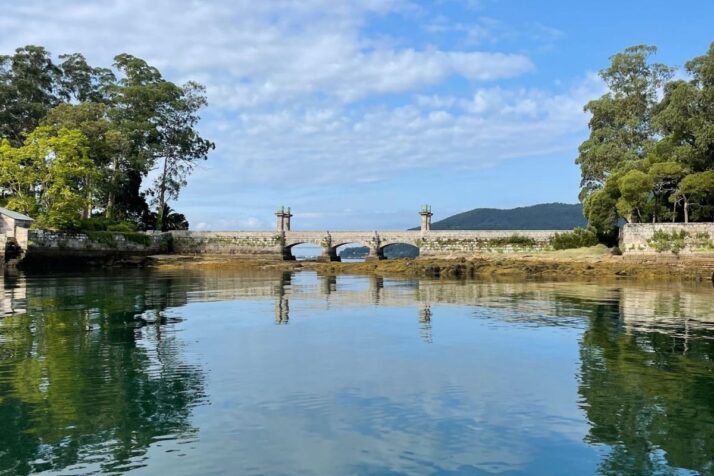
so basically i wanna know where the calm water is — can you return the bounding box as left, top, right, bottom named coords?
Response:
left=1, top=270, right=714, bottom=475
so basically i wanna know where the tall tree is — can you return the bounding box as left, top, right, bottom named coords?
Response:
left=0, top=46, right=62, bottom=145
left=0, top=126, right=97, bottom=228
left=576, top=45, right=673, bottom=196
left=106, top=56, right=214, bottom=229
left=58, top=53, right=115, bottom=104
left=42, top=103, right=130, bottom=219
left=0, top=46, right=213, bottom=230
left=151, top=81, right=214, bottom=231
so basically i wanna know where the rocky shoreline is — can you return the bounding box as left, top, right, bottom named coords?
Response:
left=147, top=247, right=714, bottom=283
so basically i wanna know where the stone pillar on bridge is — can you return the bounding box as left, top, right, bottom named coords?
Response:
left=318, top=231, right=340, bottom=262
left=275, top=206, right=292, bottom=231
left=420, top=205, right=433, bottom=232
left=366, top=231, right=385, bottom=261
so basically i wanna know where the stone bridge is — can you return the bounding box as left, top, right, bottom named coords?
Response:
left=169, top=206, right=563, bottom=261
left=5, top=206, right=566, bottom=264
left=283, top=230, right=421, bottom=260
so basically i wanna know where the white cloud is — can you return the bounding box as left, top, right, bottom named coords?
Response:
left=0, top=0, right=531, bottom=107
left=0, top=1, right=600, bottom=229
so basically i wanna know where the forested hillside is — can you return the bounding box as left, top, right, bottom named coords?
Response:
left=427, top=203, right=586, bottom=230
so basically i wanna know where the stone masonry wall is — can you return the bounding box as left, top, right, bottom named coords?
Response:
left=25, top=230, right=170, bottom=257
left=0, top=216, right=12, bottom=236
left=621, top=223, right=714, bottom=255
left=420, top=230, right=558, bottom=257
left=171, top=231, right=284, bottom=257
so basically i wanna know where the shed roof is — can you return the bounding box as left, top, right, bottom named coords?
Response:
left=0, top=206, right=34, bottom=222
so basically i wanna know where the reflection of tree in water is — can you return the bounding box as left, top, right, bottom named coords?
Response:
left=0, top=273, right=206, bottom=475
left=578, top=298, right=714, bottom=475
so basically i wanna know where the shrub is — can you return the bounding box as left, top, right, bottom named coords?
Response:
left=488, top=235, right=538, bottom=247
left=77, top=217, right=113, bottom=231
left=74, top=218, right=138, bottom=233
left=648, top=229, right=688, bottom=254
left=549, top=227, right=599, bottom=250
left=107, top=221, right=138, bottom=233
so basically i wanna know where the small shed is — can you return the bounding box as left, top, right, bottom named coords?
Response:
left=0, top=207, right=34, bottom=237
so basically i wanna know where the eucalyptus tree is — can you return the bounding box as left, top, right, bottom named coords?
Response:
left=0, top=46, right=213, bottom=229
left=577, top=45, right=674, bottom=196
left=577, top=42, right=714, bottom=235
left=0, top=46, right=62, bottom=145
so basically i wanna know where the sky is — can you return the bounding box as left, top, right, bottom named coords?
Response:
left=1, top=0, right=713, bottom=230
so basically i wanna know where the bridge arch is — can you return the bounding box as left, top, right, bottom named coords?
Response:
left=379, top=242, right=420, bottom=259
left=334, top=242, right=370, bottom=261
left=282, top=231, right=425, bottom=262
left=284, top=241, right=321, bottom=260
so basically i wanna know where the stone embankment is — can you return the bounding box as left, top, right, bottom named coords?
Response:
left=621, top=223, right=714, bottom=255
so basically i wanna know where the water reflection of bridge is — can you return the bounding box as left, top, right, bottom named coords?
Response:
left=3, top=270, right=714, bottom=341
left=3, top=270, right=714, bottom=474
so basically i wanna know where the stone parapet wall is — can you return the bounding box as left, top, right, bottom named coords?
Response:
left=621, top=223, right=714, bottom=255
left=25, top=230, right=170, bottom=257
left=171, top=230, right=562, bottom=258
left=171, top=231, right=284, bottom=257
left=420, top=230, right=558, bottom=257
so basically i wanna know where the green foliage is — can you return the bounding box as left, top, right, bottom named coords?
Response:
left=647, top=229, right=714, bottom=254
left=549, top=228, right=599, bottom=250
left=0, top=45, right=212, bottom=231
left=672, top=171, right=714, bottom=222
left=583, top=190, right=619, bottom=243
left=106, top=222, right=138, bottom=233
left=150, top=204, right=189, bottom=231
left=75, top=216, right=113, bottom=231
left=488, top=235, right=538, bottom=247
left=0, top=126, right=98, bottom=229
left=74, top=217, right=137, bottom=232
left=576, top=45, right=673, bottom=193
left=647, top=229, right=689, bottom=254
left=578, top=42, right=714, bottom=228
left=616, top=170, right=654, bottom=223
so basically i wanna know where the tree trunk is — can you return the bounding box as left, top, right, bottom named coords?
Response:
left=82, top=177, right=92, bottom=220
left=684, top=199, right=689, bottom=223
left=105, top=156, right=119, bottom=219
left=157, top=157, right=169, bottom=231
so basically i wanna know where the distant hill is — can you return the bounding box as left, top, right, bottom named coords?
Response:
left=425, top=203, right=586, bottom=230
left=340, top=203, right=586, bottom=259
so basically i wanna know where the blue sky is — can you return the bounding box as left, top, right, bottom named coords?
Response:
left=2, top=0, right=713, bottom=230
